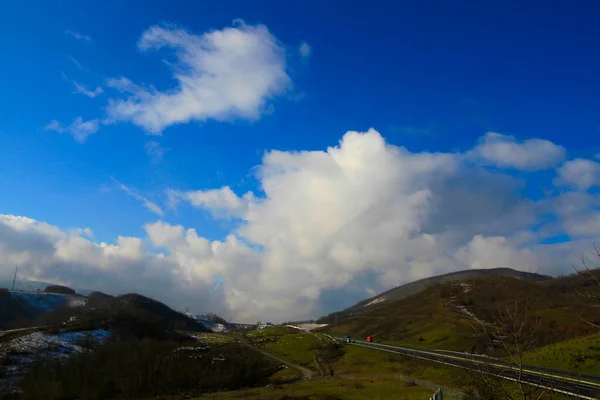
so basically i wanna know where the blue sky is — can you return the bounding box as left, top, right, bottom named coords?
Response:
left=1, top=0, right=600, bottom=321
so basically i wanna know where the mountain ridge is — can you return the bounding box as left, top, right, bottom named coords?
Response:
left=318, top=267, right=552, bottom=323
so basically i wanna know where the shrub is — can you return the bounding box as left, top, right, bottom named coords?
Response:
left=19, top=340, right=279, bottom=399
left=44, top=285, right=76, bottom=295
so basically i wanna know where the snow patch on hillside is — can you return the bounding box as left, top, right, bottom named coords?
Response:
left=185, top=313, right=229, bottom=333
left=1, top=329, right=110, bottom=358
left=451, top=282, right=471, bottom=293
left=292, top=323, right=328, bottom=331
left=364, top=296, right=386, bottom=307
left=10, top=291, right=87, bottom=312
left=0, top=329, right=110, bottom=393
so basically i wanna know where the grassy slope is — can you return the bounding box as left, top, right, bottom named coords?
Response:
left=323, top=283, right=475, bottom=351
left=245, top=326, right=323, bottom=373
left=196, top=328, right=579, bottom=400
left=338, top=268, right=551, bottom=318
left=322, top=273, right=600, bottom=354
left=199, top=378, right=433, bottom=400
left=524, top=331, right=600, bottom=376
left=197, top=338, right=459, bottom=399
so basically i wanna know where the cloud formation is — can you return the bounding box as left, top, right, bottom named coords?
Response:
left=469, top=132, right=566, bottom=170
left=68, top=55, right=83, bottom=69
left=0, top=214, right=226, bottom=315
left=73, top=82, right=104, bottom=98
left=299, top=41, right=311, bottom=59
left=111, top=177, right=164, bottom=216
left=144, top=140, right=167, bottom=163
left=105, top=20, right=292, bottom=134
left=65, top=30, right=92, bottom=42
left=554, top=158, right=600, bottom=190
left=44, top=117, right=99, bottom=143
left=2, top=129, right=597, bottom=322
left=167, top=186, right=254, bottom=219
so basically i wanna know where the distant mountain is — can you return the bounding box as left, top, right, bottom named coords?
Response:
left=0, top=288, right=87, bottom=329
left=319, top=270, right=600, bottom=354
left=319, top=267, right=552, bottom=322
left=75, top=293, right=209, bottom=336
left=0, top=279, right=94, bottom=295
left=1, top=288, right=208, bottom=337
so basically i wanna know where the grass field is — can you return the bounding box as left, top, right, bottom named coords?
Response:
left=524, top=331, right=600, bottom=376
left=321, top=274, right=600, bottom=356
left=267, top=365, right=304, bottom=384
left=189, top=332, right=238, bottom=344
left=198, top=377, right=434, bottom=399
left=202, top=328, right=469, bottom=400
left=246, top=326, right=323, bottom=373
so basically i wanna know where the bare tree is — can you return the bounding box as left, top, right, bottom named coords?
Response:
left=457, top=301, right=554, bottom=400
left=573, top=244, right=600, bottom=329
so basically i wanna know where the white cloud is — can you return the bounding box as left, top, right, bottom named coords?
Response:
left=168, top=186, right=254, bottom=219
left=44, top=117, right=99, bottom=143
left=65, top=30, right=92, bottom=42
left=469, top=132, right=565, bottom=170
left=3, top=129, right=599, bottom=322
left=111, top=177, right=164, bottom=216
left=562, top=211, right=600, bottom=238
left=144, top=140, right=167, bottom=163
left=454, top=235, right=539, bottom=271
left=105, top=20, right=292, bottom=134
left=43, top=120, right=64, bottom=133
left=158, top=129, right=589, bottom=321
left=73, top=82, right=103, bottom=98
left=554, top=158, right=600, bottom=190
left=0, top=214, right=226, bottom=315
left=68, top=55, right=82, bottom=69
left=299, top=41, right=311, bottom=59
left=69, top=117, right=99, bottom=143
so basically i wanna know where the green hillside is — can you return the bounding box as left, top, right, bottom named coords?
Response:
left=321, top=271, right=600, bottom=354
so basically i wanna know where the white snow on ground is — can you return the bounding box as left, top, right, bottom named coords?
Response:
left=364, top=296, right=386, bottom=307
left=454, top=305, right=488, bottom=327
left=10, top=291, right=87, bottom=312
left=293, top=323, right=329, bottom=331
left=67, top=297, right=88, bottom=307
left=185, top=313, right=229, bottom=333
left=451, top=282, right=471, bottom=292
left=207, top=322, right=227, bottom=332
left=0, top=329, right=111, bottom=358
left=0, top=329, right=111, bottom=393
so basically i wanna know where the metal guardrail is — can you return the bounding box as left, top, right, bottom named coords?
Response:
left=430, top=388, right=442, bottom=400
left=341, top=338, right=600, bottom=399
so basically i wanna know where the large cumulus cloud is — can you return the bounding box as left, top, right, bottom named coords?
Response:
left=2, top=129, right=599, bottom=322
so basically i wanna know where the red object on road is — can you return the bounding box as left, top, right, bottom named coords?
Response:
left=366, top=336, right=372, bottom=342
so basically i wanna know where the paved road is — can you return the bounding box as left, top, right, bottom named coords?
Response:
left=338, top=339, right=600, bottom=399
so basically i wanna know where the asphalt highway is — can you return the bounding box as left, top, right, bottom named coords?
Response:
left=336, top=339, right=600, bottom=399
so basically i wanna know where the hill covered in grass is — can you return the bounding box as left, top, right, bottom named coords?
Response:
left=318, top=268, right=552, bottom=325
left=1, top=286, right=208, bottom=339
left=44, top=292, right=210, bottom=338
left=321, top=270, right=600, bottom=354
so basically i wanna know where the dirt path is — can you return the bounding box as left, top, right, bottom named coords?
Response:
left=234, top=334, right=314, bottom=382
left=285, top=325, right=331, bottom=377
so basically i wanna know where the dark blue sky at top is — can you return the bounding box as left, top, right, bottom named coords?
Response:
left=0, top=0, right=598, bottom=244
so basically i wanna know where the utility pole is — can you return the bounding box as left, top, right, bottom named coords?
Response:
left=12, top=266, right=18, bottom=290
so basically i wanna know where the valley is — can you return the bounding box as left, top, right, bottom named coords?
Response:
left=1, top=267, right=599, bottom=399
